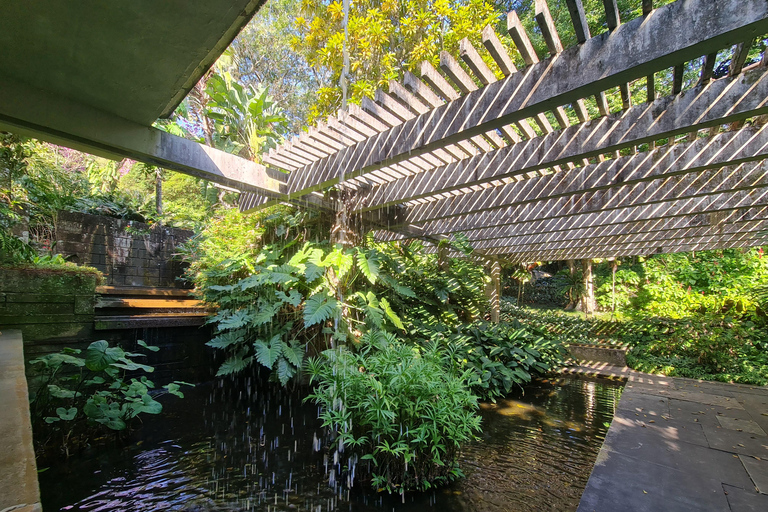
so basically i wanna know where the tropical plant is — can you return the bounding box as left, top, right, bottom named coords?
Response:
left=410, top=320, right=568, bottom=400
left=305, top=334, right=482, bottom=493
left=202, top=72, right=287, bottom=160
left=28, top=340, right=191, bottom=454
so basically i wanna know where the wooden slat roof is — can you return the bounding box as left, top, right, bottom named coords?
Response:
left=242, top=0, right=768, bottom=262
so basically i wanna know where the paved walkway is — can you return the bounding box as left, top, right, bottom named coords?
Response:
left=0, top=330, right=42, bottom=512
left=574, top=364, right=768, bottom=511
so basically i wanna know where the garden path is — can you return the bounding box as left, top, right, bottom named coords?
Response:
left=575, top=364, right=768, bottom=511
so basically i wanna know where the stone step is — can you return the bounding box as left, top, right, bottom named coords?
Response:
left=566, top=343, right=628, bottom=367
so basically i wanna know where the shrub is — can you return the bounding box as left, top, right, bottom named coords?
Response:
left=409, top=320, right=568, bottom=400
left=305, top=333, right=482, bottom=493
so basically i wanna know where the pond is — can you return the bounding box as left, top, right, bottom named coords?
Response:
left=38, top=375, right=622, bottom=512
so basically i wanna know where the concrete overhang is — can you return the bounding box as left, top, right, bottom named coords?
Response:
left=0, top=0, right=267, bottom=125
left=0, top=0, right=287, bottom=197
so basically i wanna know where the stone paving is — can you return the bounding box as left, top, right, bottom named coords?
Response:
left=574, top=364, right=768, bottom=512
left=0, top=330, right=42, bottom=512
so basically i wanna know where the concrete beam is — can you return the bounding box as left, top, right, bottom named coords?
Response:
left=285, top=0, right=768, bottom=196
left=0, top=330, right=42, bottom=512
left=0, top=75, right=284, bottom=197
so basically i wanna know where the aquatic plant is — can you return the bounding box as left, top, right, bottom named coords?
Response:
left=29, top=340, right=191, bottom=455
left=305, top=333, right=482, bottom=493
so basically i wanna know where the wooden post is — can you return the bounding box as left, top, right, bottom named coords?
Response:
left=581, top=258, right=595, bottom=318
left=486, top=258, right=501, bottom=323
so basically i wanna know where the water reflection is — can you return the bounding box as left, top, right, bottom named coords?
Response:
left=39, top=376, right=622, bottom=512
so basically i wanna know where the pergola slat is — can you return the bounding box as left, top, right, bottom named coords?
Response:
left=392, top=127, right=768, bottom=225
left=422, top=185, right=768, bottom=238
left=355, top=67, right=768, bottom=210
left=285, top=0, right=768, bottom=196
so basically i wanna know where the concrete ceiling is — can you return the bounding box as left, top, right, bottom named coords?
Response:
left=0, top=0, right=266, bottom=126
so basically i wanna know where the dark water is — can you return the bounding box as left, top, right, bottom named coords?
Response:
left=39, top=376, right=622, bottom=512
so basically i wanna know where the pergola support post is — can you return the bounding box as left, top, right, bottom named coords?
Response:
left=486, top=258, right=502, bottom=323
left=581, top=259, right=596, bottom=318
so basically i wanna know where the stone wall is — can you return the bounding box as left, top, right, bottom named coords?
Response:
left=55, top=211, right=192, bottom=288
left=0, top=268, right=212, bottom=383
left=0, top=268, right=98, bottom=344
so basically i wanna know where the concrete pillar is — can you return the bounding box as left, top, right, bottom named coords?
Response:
left=486, top=258, right=502, bottom=323
left=581, top=258, right=596, bottom=317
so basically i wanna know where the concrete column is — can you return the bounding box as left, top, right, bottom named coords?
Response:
left=486, top=258, right=502, bottom=323
left=581, top=258, right=596, bottom=317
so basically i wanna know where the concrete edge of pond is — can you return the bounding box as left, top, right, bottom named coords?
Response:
left=572, top=363, right=768, bottom=512
left=0, top=330, right=42, bottom=512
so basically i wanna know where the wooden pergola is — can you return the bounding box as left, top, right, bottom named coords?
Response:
left=241, top=0, right=768, bottom=265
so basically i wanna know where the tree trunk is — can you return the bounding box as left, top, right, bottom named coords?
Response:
left=485, top=259, right=501, bottom=323
left=566, top=259, right=577, bottom=309
left=155, top=169, right=163, bottom=217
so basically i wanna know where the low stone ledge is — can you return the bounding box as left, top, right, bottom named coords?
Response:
left=567, top=343, right=628, bottom=367
left=0, top=330, right=41, bottom=512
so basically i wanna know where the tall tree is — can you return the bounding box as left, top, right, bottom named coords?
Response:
left=292, top=0, right=503, bottom=123
left=229, top=0, right=323, bottom=133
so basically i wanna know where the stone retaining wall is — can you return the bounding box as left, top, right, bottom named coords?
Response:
left=0, top=268, right=98, bottom=343
left=55, top=211, right=192, bottom=288
left=0, top=268, right=212, bottom=383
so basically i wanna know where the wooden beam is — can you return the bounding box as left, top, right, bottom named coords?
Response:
left=535, top=0, right=564, bottom=55
left=700, top=52, right=718, bottom=84
left=390, top=127, right=768, bottom=225
left=603, top=0, right=621, bottom=30
left=474, top=221, right=768, bottom=254
left=459, top=38, right=496, bottom=85
left=730, top=39, right=755, bottom=76
left=421, top=178, right=768, bottom=238
left=565, top=0, right=591, bottom=43
left=356, top=69, right=768, bottom=210
left=673, top=64, right=685, bottom=94
left=468, top=210, right=768, bottom=247
left=284, top=0, right=768, bottom=197
left=508, top=11, right=539, bottom=66
left=482, top=25, right=518, bottom=76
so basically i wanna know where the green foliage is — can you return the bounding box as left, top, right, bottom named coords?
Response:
left=590, top=250, right=768, bottom=321
left=305, top=336, right=482, bottom=493
left=625, top=316, right=768, bottom=385
left=409, top=320, right=568, bottom=400
left=202, top=72, right=287, bottom=159
left=29, top=340, right=191, bottom=453
left=292, top=0, right=501, bottom=122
